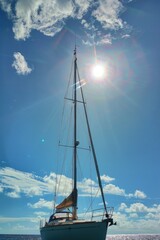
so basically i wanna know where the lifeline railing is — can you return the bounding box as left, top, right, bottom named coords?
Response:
left=91, top=207, right=114, bottom=221
left=77, top=207, right=114, bottom=222
left=39, top=207, right=114, bottom=227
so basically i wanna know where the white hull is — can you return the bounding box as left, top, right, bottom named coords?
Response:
left=40, top=220, right=108, bottom=240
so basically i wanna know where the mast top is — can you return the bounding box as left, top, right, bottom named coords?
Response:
left=74, top=45, right=77, bottom=60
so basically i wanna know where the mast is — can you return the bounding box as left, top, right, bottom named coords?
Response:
left=78, top=69, right=108, bottom=215
left=73, top=46, right=78, bottom=219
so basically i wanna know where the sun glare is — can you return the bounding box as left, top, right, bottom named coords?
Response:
left=91, top=63, right=106, bottom=80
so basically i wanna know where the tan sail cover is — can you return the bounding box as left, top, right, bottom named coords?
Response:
left=56, top=189, right=77, bottom=210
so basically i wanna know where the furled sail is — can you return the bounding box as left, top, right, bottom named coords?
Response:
left=56, top=189, right=77, bottom=210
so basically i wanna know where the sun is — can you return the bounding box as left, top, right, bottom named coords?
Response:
left=91, top=63, right=106, bottom=80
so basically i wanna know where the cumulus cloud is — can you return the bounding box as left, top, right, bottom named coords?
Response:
left=119, top=202, right=127, bottom=211
left=134, top=190, right=147, bottom=199
left=119, top=202, right=160, bottom=215
left=125, top=203, right=156, bottom=213
left=115, top=203, right=160, bottom=234
left=0, top=167, right=147, bottom=202
left=114, top=211, right=160, bottom=234
left=6, top=185, right=21, bottom=198
left=34, top=211, right=49, bottom=217
left=103, top=183, right=126, bottom=196
left=6, top=191, right=20, bottom=198
left=129, top=213, right=138, bottom=218
left=0, top=0, right=132, bottom=44
left=0, top=217, right=37, bottom=223
left=12, top=0, right=75, bottom=40
left=127, top=190, right=147, bottom=199
left=28, top=198, right=53, bottom=209
left=12, top=52, right=32, bottom=75
left=82, top=0, right=131, bottom=45
left=92, top=0, right=124, bottom=30
left=101, top=174, right=115, bottom=183
left=0, top=167, right=48, bottom=198
left=44, top=172, right=72, bottom=196
left=74, top=0, right=91, bottom=19
left=0, top=0, right=12, bottom=15
left=0, top=186, right=3, bottom=193
left=0, top=0, right=87, bottom=40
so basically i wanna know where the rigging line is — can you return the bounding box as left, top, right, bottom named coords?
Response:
left=89, top=148, right=93, bottom=212
left=57, top=105, right=73, bottom=196
left=64, top=97, right=85, bottom=104
left=59, top=144, right=90, bottom=151
left=76, top=150, right=90, bottom=184
left=53, top=143, right=61, bottom=211
left=72, top=150, right=75, bottom=190
left=77, top=97, right=91, bottom=150
left=65, top=55, right=74, bottom=99
left=77, top=65, right=108, bottom=214
left=59, top=106, right=73, bottom=185
left=59, top=56, right=74, bottom=143
left=75, top=34, right=77, bottom=52
left=76, top=153, right=83, bottom=182
left=84, top=188, right=100, bottom=217
left=78, top=150, right=93, bottom=216
left=53, top=103, right=69, bottom=208
left=72, top=66, right=90, bottom=151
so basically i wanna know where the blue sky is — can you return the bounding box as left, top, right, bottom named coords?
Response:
left=0, top=0, right=160, bottom=235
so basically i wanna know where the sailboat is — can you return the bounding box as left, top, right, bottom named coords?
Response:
left=40, top=47, right=115, bottom=240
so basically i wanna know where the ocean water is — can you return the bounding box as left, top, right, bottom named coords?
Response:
left=107, top=235, right=160, bottom=240
left=0, top=235, right=160, bottom=240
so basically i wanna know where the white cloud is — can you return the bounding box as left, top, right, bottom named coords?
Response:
left=0, top=0, right=12, bottom=15
left=0, top=167, right=48, bottom=197
left=34, top=211, right=49, bottom=217
left=28, top=198, right=53, bottom=209
left=114, top=202, right=160, bottom=234
left=101, top=174, right=115, bottom=183
left=0, top=186, right=3, bottom=193
left=97, top=34, right=113, bottom=45
left=78, top=178, right=98, bottom=197
left=11, top=223, right=38, bottom=232
left=0, top=167, right=147, bottom=202
left=0, top=217, right=37, bottom=223
left=0, top=0, right=132, bottom=44
left=44, top=172, right=72, bottom=196
left=6, top=186, right=21, bottom=198
left=81, top=19, right=90, bottom=29
left=119, top=202, right=127, bottom=211
left=82, top=178, right=96, bottom=186
left=134, top=190, right=147, bottom=199
left=74, top=0, right=91, bottom=19
left=126, top=203, right=149, bottom=213
left=125, top=203, right=160, bottom=214
left=92, top=0, right=124, bottom=30
left=119, top=202, right=160, bottom=216
left=122, top=34, right=130, bottom=39
left=12, top=52, right=32, bottom=75
left=0, top=0, right=87, bottom=40
left=103, top=183, right=126, bottom=196
left=12, top=0, right=75, bottom=40
left=145, top=212, right=155, bottom=219
left=82, top=0, right=132, bottom=45
left=113, top=211, right=160, bottom=234
left=127, top=190, right=147, bottom=199
left=129, top=213, right=138, bottom=218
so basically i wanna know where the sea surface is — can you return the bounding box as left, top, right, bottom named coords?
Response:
left=0, top=235, right=160, bottom=240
